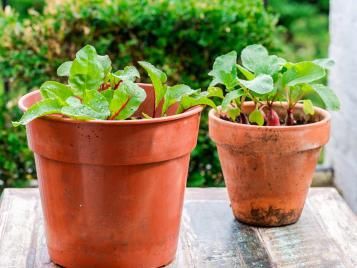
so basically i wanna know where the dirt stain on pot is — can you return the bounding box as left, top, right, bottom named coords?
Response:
left=250, top=206, right=297, bottom=226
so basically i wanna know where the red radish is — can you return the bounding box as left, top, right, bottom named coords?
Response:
left=262, top=107, right=280, bottom=126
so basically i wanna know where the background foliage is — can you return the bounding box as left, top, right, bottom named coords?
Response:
left=0, top=0, right=329, bottom=190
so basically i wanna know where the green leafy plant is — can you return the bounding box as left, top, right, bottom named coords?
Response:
left=208, top=44, right=340, bottom=126
left=13, top=45, right=215, bottom=126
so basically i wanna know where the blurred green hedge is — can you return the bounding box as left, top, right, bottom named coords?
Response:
left=269, top=0, right=329, bottom=61
left=0, top=0, right=281, bottom=189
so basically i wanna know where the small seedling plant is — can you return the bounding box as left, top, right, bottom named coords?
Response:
left=14, top=45, right=215, bottom=126
left=208, top=44, right=340, bottom=126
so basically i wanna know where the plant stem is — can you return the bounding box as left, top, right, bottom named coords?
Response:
left=286, top=107, right=295, bottom=126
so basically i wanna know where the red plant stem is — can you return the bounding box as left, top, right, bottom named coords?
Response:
left=240, top=113, right=248, bottom=124
left=286, top=107, right=295, bottom=126
left=109, top=97, right=130, bottom=120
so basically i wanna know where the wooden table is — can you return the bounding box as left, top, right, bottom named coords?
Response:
left=0, top=188, right=356, bottom=268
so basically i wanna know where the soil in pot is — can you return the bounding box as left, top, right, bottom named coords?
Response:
left=209, top=102, right=331, bottom=227
left=19, top=84, right=202, bottom=268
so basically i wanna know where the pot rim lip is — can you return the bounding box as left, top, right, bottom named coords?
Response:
left=18, top=87, right=203, bottom=125
left=209, top=102, right=331, bottom=131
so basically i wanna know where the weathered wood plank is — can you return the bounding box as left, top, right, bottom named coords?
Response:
left=0, top=189, right=42, bottom=268
left=308, top=188, right=357, bottom=267
left=0, top=188, right=356, bottom=268
left=257, top=203, right=347, bottom=268
left=181, top=201, right=273, bottom=267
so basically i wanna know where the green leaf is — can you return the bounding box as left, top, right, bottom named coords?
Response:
left=241, top=44, right=285, bottom=75
left=97, top=55, right=112, bottom=75
left=40, top=81, right=73, bottom=105
left=302, top=99, right=315, bottom=115
left=69, top=45, right=105, bottom=97
left=178, top=92, right=216, bottom=113
left=248, top=109, right=264, bottom=126
left=61, top=105, right=103, bottom=120
left=12, top=99, right=62, bottom=126
left=208, top=51, right=238, bottom=90
left=238, top=74, right=274, bottom=94
left=237, top=64, right=255, bottom=80
left=83, top=89, right=110, bottom=118
left=65, top=96, right=81, bottom=107
left=162, top=84, right=195, bottom=115
left=226, top=106, right=240, bottom=121
left=221, top=89, right=244, bottom=110
left=310, top=84, right=340, bottom=111
left=207, top=87, right=224, bottom=99
left=57, top=61, right=73, bottom=77
left=61, top=95, right=108, bottom=120
left=113, top=66, right=140, bottom=82
left=110, top=88, right=129, bottom=115
left=283, top=61, right=326, bottom=86
left=138, top=61, right=167, bottom=108
left=101, top=89, right=114, bottom=103
left=313, top=58, right=335, bottom=69
left=111, top=81, right=146, bottom=120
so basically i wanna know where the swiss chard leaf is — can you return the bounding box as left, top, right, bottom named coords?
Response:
left=110, top=81, right=146, bottom=120
left=162, top=84, right=196, bottom=115
left=40, top=81, right=73, bottom=105
left=83, top=89, right=110, bottom=118
left=69, top=45, right=105, bottom=97
left=61, top=101, right=106, bottom=120
left=97, top=55, right=112, bottom=76
left=101, top=89, right=114, bottom=103
left=113, top=66, right=140, bottom=82
left=57, top=61, right=73, bottom=77
left=12, top=99, right=63, bottom=127
left=177, top=92, right=216, bottom=114
left=138, top=61, right=167, bottom=108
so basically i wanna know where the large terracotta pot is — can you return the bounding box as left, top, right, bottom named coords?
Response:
left=209, top=102, right=331, bottom=227
left=19, top=84, right=202, bottom=268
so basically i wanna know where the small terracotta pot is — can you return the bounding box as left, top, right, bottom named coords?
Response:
left=19, top=84, right=202, bottom=268
left=209, top=102, right=331, bottom=227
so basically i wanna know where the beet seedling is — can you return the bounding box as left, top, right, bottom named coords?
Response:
left=208, top=44, right=340, bottom=126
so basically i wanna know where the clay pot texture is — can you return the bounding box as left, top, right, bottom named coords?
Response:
left=209, top=102, right=331, bottom=227
left=19, top=84, right=202, bottom=268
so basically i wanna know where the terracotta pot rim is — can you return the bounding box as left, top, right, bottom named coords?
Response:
left=18, top=84, right=203, bottom=125
left=209, top=102, right=331, bottom=131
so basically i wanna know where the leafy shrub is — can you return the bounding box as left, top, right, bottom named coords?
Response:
left=269, top=0, right=329, bottom=61
left=0, top=86, right=35, bottom=191
left=0, top=0, right=281, bottom=188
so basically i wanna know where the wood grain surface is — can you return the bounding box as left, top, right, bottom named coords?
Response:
left=0, top=188, right=356, bottom=268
